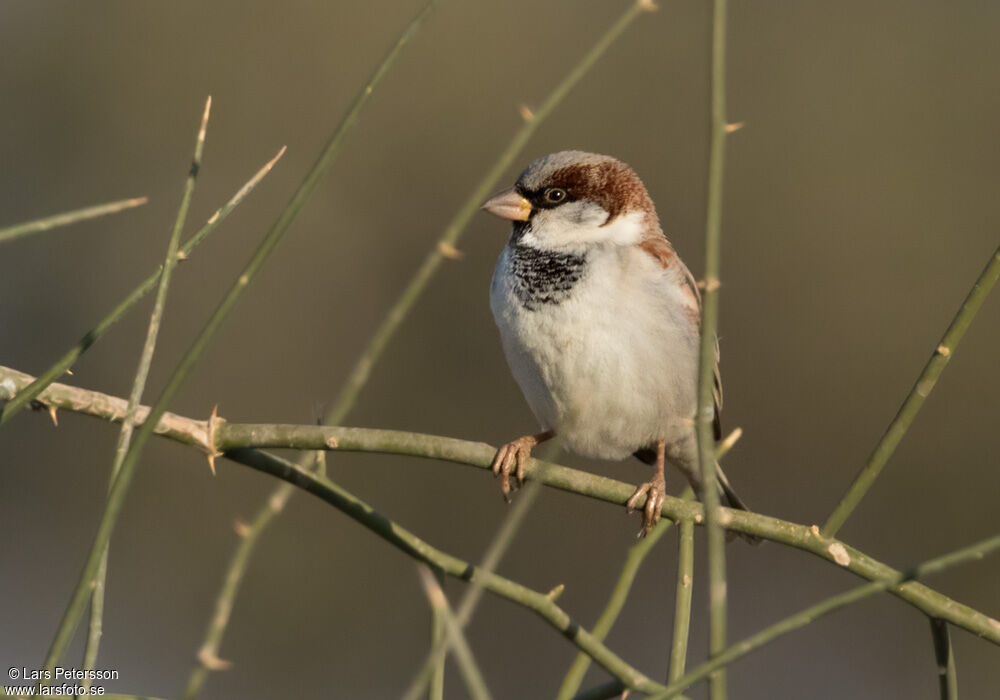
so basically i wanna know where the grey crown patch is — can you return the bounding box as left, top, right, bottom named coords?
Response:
left=508, top=242, right=587, bottom=311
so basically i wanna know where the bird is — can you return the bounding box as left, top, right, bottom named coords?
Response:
left=481, top=150, right=754, bottom=537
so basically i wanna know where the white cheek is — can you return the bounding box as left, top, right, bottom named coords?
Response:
left=530, top=207, right=645, bottom=251
left=599, top=211, right=645, bottom=246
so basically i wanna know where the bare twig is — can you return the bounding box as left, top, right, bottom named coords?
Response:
left=556, top=437, right=740, bottom=699
left=0, top=146, right=285, bottom=425
left=696, top=1, right=731, bottom=698
left=403, top=443, right=560, bottom=700
left=0, top=197, right=147, bottom=244
left=46, top=97, right=213, bottom=676
left=415, top=566, right=492, bottom=700
left=555, top=491, right=692, bottom=700
left=180, top=4, right=438, bottom=695
left=668, top=517, right=696, bottom=683
left=647, top=532, right=1000, bottom=699
left=930, top=618, right=958, bottom=700
left=822, top=242, right=1000, bottom=536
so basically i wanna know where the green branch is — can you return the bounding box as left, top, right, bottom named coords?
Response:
left=822, top=242, right=1000, bottom=536
left=415, top=565, right=492, bottom=700
left=0, top=146, right=285, bottom=425
left=555, top=513, right=677, bottom=700
left=402, top=445, right=558, bottom=700
left=668, top=517, right=696, bottom=683
left=180, top=4, right=439, bottom=695
left=930, top=618, right=958, bottom=700
left=647, top=531, right=1000, bottom=699
left=82, top=96, right=213, bottom=688
left=225, top=447, right=667, bottom=693
left=0, top=196, right=147, bottom=245
left=696, top=1, right=731, bottom=698
left=4, top=365, right=998, bottom=648
left=45, top=98, right=214, bottom=675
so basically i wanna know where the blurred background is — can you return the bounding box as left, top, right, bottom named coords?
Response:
left=1, top=1, right=998, bottom=697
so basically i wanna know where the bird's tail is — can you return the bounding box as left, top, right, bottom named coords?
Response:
left=715, top=462, right=762, bottom=545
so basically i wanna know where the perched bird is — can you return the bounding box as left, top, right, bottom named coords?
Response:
left=482, top=150, right=753, bottom=537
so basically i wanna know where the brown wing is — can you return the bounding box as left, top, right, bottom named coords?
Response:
left=672, top=253, right=724, bottom=441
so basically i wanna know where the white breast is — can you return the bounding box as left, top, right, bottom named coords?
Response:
left=490, top=240, right=699, bottom=461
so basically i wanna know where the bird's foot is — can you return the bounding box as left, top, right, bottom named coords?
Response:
left=491, top=436, right=537, bottom=501
left=626, top=471, right=667, bottom=537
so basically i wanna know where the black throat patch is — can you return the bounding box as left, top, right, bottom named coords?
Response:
left=507, top=237, right=587, bottom=311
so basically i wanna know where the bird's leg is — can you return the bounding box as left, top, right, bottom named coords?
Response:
left=626, top=439, right=667, bottom=537
left=490, top=429, right=555, bottom=501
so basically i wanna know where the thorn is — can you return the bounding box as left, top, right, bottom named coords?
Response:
left=937, top=344, right=951, bottom=357
left=65, top=369, right=74, bottom=376
left=206, top=404, right=225, bottom=475
left=518, top=104, right=535, bottom=122
left=810, top=525, right=821, bottom=537
left=725, top=121, right=745, bottom=133
left=48, top=405, right=59, bottom=427
left=716, top=427, right=742, bottom=458
left=207, top=209, right=221, bottom=225
left=546, top=583, right=565, bottom=601
left=437, top=241, right=464, bottom=259
left=704, top=277, right=721, bottom=292
left=325, top=435, right=339, bottom=449
left=233, top=519, right=251, bottom=537
left=197, top=647, right=232, bottom=672
left=177, top=250, right=188, bottom=261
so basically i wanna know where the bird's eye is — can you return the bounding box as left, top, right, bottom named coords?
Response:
left=544, top=187, right=567, bottom=204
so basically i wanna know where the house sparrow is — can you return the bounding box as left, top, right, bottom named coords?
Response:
left=482, top=150, right=753, bottom=537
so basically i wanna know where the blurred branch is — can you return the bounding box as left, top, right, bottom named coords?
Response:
left=84, top=96, right=213, bottom=688
left=5, top=365, right=999, bottom=648
left=184, top=1, right=651, bottom=693
left=415, top=565, right=492, bottom=700
left=696, top=1, right=731, bottom=698
left=930, top=618, right=958, bottom=700
left=225, top=448, right=668, bottom=694
left=647, top=532, right=1000, bottom=699
left=822, top=242, right=1000, bottom=537
left=556, top=491, right=692, bottom=700
left=181, top=3, right=439, bottom=695
left=429, top=569, right=446, bottom=700
left=559, top=440, right=735, bottom=698
left=668, top=517, right=695, bottom=683
left=0, top=146, right=286, bottom=425
left=402, top=443, right=560, bottom=700
left=0, top=196, right=147, bottom=245
left=46, top=97, right=213, bottom=675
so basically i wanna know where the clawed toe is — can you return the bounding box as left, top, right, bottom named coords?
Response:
left=491, top=438, right=533, bottom=501
left=626, top=474, right=666, bottom=537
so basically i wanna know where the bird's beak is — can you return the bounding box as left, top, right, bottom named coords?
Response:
left=481, top=188, right=532, bottom=221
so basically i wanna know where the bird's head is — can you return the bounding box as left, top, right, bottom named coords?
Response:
left=481, top=151, right=659, bottom=252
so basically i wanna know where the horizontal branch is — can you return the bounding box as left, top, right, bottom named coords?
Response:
left=0, top=364, right=663, bottom=693
left=3, top=363, right=999, bottom=649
